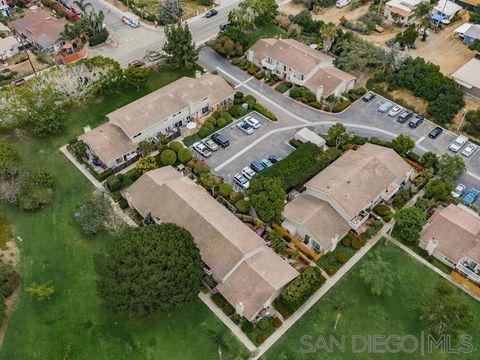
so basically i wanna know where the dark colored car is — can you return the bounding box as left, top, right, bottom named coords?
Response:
left=408, top=115, right=423, bottom=128
left=362, top=92, right=376, bottom=102
left=429, top=126, right=443, bottom=139
left=397, top=110, right=413, bottom=123
left=250, top=160, right=266, bottom=173
left=205, top=9, right=218, bottom=18
left=11, top=78, right=26, bottom=86
left=268, top=155, right=279, bottom=163
left=211, top=132, right=229, bottom=148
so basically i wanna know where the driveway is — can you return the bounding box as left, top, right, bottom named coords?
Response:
left=198, top=47, right=480, bottom=196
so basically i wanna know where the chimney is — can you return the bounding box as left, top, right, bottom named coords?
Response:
left=316, top=86, right=323, bottom=102
left=426, top=238, right=438, bottom=256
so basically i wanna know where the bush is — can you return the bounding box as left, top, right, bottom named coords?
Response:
left=259, top=143, right=341, bottom=191
left=241, top=319, right=254, bottom=333
left=234, top=91, right=244, bottom=99
left=336, top=251, right=349, bottom=264
left=169, top=141, right=184, bottom=153
left=341, top=235, right=352, bottom=247
left=273, top=297, right=294, bottom=319
left=235, top=199, right=249, bottom=214
left=392, top=188, right=412, bottom=209
left=280, top=267, right=326, bottom=311
left=253, top=103, right=277, bottom=121
left=160, top=149, right=177, bottom=166
left=227, top=105, right=248, bottom=118
left=106, top=175, right=121, bottom=191
left=309, top=101, right=322, bottom=109
left=118, top=198, right=128, bottom=209
left=222, top=112, right=233, bottom=123
left=275, top=82, right=293, bottom=93
left=231, top=57, right=241, bottom=65
left=325, top=264, right=338, bottom=275
left=373, top=204, right=392, bottom=217
left=254, top=71, right=265, bottom=79
left=178, top=148, right=192, bottom=163
left=247, top=66, right=258, bottom=75
left=216, top=117, right=227, bottom=128
left=183, top=134, right=200, bottom=147
left=272, top=317, right=282, bottom=329
left=256, top=334, right=267, bottom=345
left=351, top=237, right=363, bottom=250
left=89, top=28, right=109, bottom=46
left=231, top=313, right=241, bottom=324
left=219, top=182, right=233, bottom=197
left=332, top=99, right=352, bottom=113
left=289, top=139, right=303, bottom=148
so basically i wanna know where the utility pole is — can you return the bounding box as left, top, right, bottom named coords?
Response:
left=12, top=29, right=36, bottom=77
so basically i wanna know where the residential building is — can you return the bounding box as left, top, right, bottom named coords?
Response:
left=247, top=38, right=356, bottom=99
left=9, top=9, right=67, bottom=53
left=282, top=144, right=413, bottom=254
left=420, top=204, right=480, bottom=284
left=79, top=73, right=235, bottom=171
left=384, top=0, right=426, bottom=25
left=123, top=166, right=299, bottom=321
left=431, top=0, right=462, bottom=23
left=462, top=23, right=480, bottom=45
left=452, top=58, right=480, bottom=98
left=0, top=36, right=19, bottom=61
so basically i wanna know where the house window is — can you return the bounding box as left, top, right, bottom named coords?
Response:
left=299, top=74, right=305, bottom=81
left=133, top=132, right=142, bottom=138
left=311, top=241, right=321, bottom=252
left=303, top=234, right=310, bottom=245
left=202, top=106, right=210, bottom=115
left=172, top=111, right=182, bottom=117
left=283, top=65, right=286, bottom=71
left=175, top=120, right=183, bottom=127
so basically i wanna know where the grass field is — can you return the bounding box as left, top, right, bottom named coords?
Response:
left=244, top=24, right=286, bottom=49
left=261, top=243, right=480, bottom=360
left=0, top=67, right=247, bottom=360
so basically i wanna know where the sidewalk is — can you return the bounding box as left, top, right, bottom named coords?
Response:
left=387, top=236, right=480, bottom=302
left=198, top=292, right=257, bottom=352
left=251, top=227, right=387, bottom=359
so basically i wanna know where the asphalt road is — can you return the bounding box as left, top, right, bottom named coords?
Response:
left=198, top=47, right=480, bottom=202
left=87, top=0, right=239, bottom=66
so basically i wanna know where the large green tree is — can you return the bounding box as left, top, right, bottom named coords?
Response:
left=239, top=0, right=278, bottom=26
left=162, top=22, right=198, bottom=71
left=424, top=178, right=453, bottom=202
left=439, top=154, right=466, bottom=182
left=392, top=134, right=415, bottom=157
left=394, top=206, right=426, bottom=243
left=94, top=224, right=203, bottom=317
left=417, top=282, right=473, bottom=336
left=359, top=253, right=396, bottom=297
left=74, top=192, right=112, bottom=235
left=247, top=176, right=286, bottom=223
left=420, top=151, right=439, bottom=171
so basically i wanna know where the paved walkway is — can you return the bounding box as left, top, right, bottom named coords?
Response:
left=250, top=227, right=389, bottom=359
left=198, top=292, right=257, bottom=352
left=59, top=145, right=137, bottom=227
left=387, top=236, right=480, bottom=302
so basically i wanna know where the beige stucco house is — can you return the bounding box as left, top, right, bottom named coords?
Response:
left=79, top=73, right=235, bottom=171
left=282, top=144, right=414, bottom=254
left=247, top=38, right=356, bottom=100
left=123, top=166, right=299, bottom=321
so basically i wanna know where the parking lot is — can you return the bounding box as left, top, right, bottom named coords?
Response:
left=192, top=112, right=294, bottom=188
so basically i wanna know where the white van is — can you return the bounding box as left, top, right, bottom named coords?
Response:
left=122, top=12, right=139, bottom=28
left=336, top=0, right=351, bottom=8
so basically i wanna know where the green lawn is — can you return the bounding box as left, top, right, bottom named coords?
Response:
left=244, top=24, right=286, bottom=49
left=0, top=67, right=247, bottom=360
left=261, top=243, right=480, bottom=360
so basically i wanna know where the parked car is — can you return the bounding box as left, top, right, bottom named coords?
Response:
left=261, top=158, right=273, bottom=168
left=203, top=139, right=219, bottom=152
left=377, top=101, right=393, bottom=113
left=146, top=50, right=162, bottom=62
left=211, top=132, right=229, bottom=148
left=388, top=105, right=402, bottom=117
left=451, top=183, right=466, bottom=198
left=397, top=110, right=413, bottom=123
left=205, top=9, right=218, bottom=18
left=193, top=142, right=212, bottom=157
left=250, top=160, right=266, bottom=173
left=462, top=142, right=477, bottom=157
left=219, top=22, right=230, bottom=30
left=128, top=59, right=145, bottom=67
left=449, top=135, right=469, bottom=152
left=237, top=121, right=254, bottom=135
left=268, top=155, right=279, bottom=163
left=336, top=0, right=351, bottom=8
left=242, top=166, right=256, bottom=180
left=418, top=28, right=430, bottom=36
left=362, top=92, right=376, bottom=102
left=428, top=126, right=443, bottom=139
left=122, top=12, right=139, bottom=27
left=245, top=116, right=261, bottom=129
left=463, top=188, right=480, bottom=206
left=233, top=173, right=250, bottom=190
left=408, top=115, right=423, bottom=128
left=11, top=78, right=26, bottom=86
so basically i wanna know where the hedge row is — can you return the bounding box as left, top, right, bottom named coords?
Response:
left=280, top=266, right=326, bottom=311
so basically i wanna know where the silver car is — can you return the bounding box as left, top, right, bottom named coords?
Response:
left=461, top=142, right=477, bottom=157
left=203, top=139, right=219, bottom=152
left=233, top=173, right=250, bottom=190
left=241, top=166, right=256, bottom=180
left=193, top=142, right=212, bottom=157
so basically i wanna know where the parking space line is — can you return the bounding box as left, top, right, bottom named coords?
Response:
left=416, top=136, right=426, bottom=145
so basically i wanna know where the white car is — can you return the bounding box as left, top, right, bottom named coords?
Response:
left=388, top=105, right=402, bottom=117
left=245, top=116, right=261, bottom=129
left=241, top=166, right=256, bottom=180
left=449, top=135, right=469, bottom=152
left=236, top=121, right=254, bottom=135
left=462, top=142, right=477, bottom=157
left=451, top=183, right=466, bottom=198
left=193, top=142, right=212, bottom=157
left=336, top=0, right=351, bottom=8
left=203, top=139, right=219, bottom=152
left=233, top=173, right=250, bottom=190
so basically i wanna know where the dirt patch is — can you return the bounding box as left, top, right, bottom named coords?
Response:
left=7, top=51, right=50, bottom=79
left=390, top=88, right=428, bottom=114
left=0, top=241, right=20, bottom=267
left=280, top=2, right=370, bottom=25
